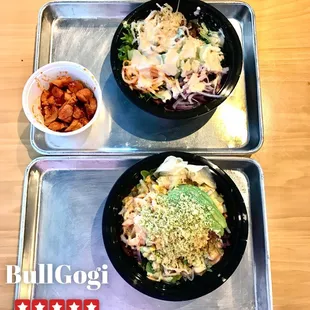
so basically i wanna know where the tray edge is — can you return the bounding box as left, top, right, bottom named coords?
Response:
left=29, top=0, right=264, bottom=156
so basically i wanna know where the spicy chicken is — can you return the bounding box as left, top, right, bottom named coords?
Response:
left=40, top=76, right=97, bottom=132
left=58, top=104, right=73, bottom=123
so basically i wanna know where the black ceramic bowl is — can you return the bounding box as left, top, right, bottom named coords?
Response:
left=102, top=152, right=248, bottom=301
left=111, top=0, right=242, bottom=120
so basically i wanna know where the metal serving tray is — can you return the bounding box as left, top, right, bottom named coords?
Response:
left=16, top=157, right=272, bottom=309
left=31, top=1, right=263, bottom=155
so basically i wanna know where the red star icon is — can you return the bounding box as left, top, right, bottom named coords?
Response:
left=66, top=300, right=82, bottom=310
left=83, top=300, right=99, bottom=310
left=50, top=300, right=65, bottom=310
left=31, top=299, right=48, bottom=310
left=14, top=300, right=30, bottom=310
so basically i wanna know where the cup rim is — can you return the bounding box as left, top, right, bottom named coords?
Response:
left=22, top=61, right=102, bottom=137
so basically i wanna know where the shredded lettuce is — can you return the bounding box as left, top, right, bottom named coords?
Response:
left=127, top=49, right=134, bottom=60
left=199, top=23, right=210, bottom=43
left=118, top=24, right=135, bottom=61
left=146, top=262, right=154, bottom=274
left=140, top=169, right=156, bottom=180
left=171, top=274, right=182, bottom=283
left=199, top=23, right=225, bottom=47
left=138, top=93, right=156, bottom=102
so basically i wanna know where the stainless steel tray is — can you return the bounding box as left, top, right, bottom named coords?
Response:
left=31, top=1, right=263, bottom=156
left=16, top=157, right=272, bottom=309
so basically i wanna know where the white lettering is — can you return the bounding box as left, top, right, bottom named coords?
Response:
left=73, top=270, right=87, bottom=284
left=55, top=265, right=71, bottom=284
left=38, top=264, right=45, bottom=284
left=87, top=270, right=100, bottom=291
left=6, top=264, right=109, bottom=289
left=101, top=264, right=108, bottom=284
left=23, top=270, right=36, bottom=284
left=47, top=264, right=53, bottom=284
left=6, top=265, right=21, bottom=284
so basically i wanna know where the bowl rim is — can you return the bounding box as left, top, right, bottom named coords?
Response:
left=110, top=0, right=243, bottom=120
left=102, top=151, right=248, bottom=301
left=22, top=61, right=102, bottom=137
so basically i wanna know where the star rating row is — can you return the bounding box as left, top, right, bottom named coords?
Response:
left=15, top=299, right=99, bottom=310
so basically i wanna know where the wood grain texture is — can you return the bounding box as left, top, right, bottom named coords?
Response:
left=0, top=0, right=309, bottom=309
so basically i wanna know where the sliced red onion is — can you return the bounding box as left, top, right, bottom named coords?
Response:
left=204, top=82, right=212, bottom=86
left=197, top=91, right=224, bottom=98
left=182, top=84, right=189, bottom=91
left=175, top=103, right=198, bottom=110
left=210, top=76, right=220, bottom=94
left=135, top=250, right=142, bottom=262
left=188, top=93, right=200, bottom=105
left=172, top=97, right=199, bottom=110
left=180, top=91, right=187, bottom=99
left=188, top=96, right=195, bottom=105
left=172, top=98, right=185, bottom=109
left=199, top=74, right=207, bottom=82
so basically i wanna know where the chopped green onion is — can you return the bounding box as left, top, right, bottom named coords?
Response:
left=146, top=262, right=154, bottom=274
left=170, top=274, right=182, bottom=283
left=140, top=168, right=156, bottom=180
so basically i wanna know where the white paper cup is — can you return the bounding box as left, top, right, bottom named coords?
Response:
left=22, top=61, right=102, bottom=136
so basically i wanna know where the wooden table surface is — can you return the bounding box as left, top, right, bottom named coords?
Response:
left=0, top=0, right=309, bottom=309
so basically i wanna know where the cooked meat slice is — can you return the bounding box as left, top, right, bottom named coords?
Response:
left=51, top=86, right=64, bottom=98
left=85, top=97, right=97, bottom=119
left=73, top=106, right=85, bottom=119
left=79, top=117, right=89, bottom=126
left=65, top=119, right=83, bottom=132
left=54, top=95, right=65, bottom=107
left=64, top=92, right=71, bottom=101
left=68, top=80, right=84, bottom=93
left=41, top=90, right=50, bottom=103
left=48, top=121, right=67, bottom=131
left=44, top=105, right=58, bottom=126
left=47, top=96, right=55, bottom=105
left=41, top=100, right=50, bottom=107
left=64, top=90, right=76, bottom=101
left=58, top=104, right=73, bottom=123
left=76, top=88, right=93, bottom=102
left=51, top=76, right=72, bottom=88
left=65, top=93, right=77, bottom=106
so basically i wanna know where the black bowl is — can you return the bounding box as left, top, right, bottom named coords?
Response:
left=102, top=151, right=248, bottom=301
left=110, top=0, right=243, bottom=120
